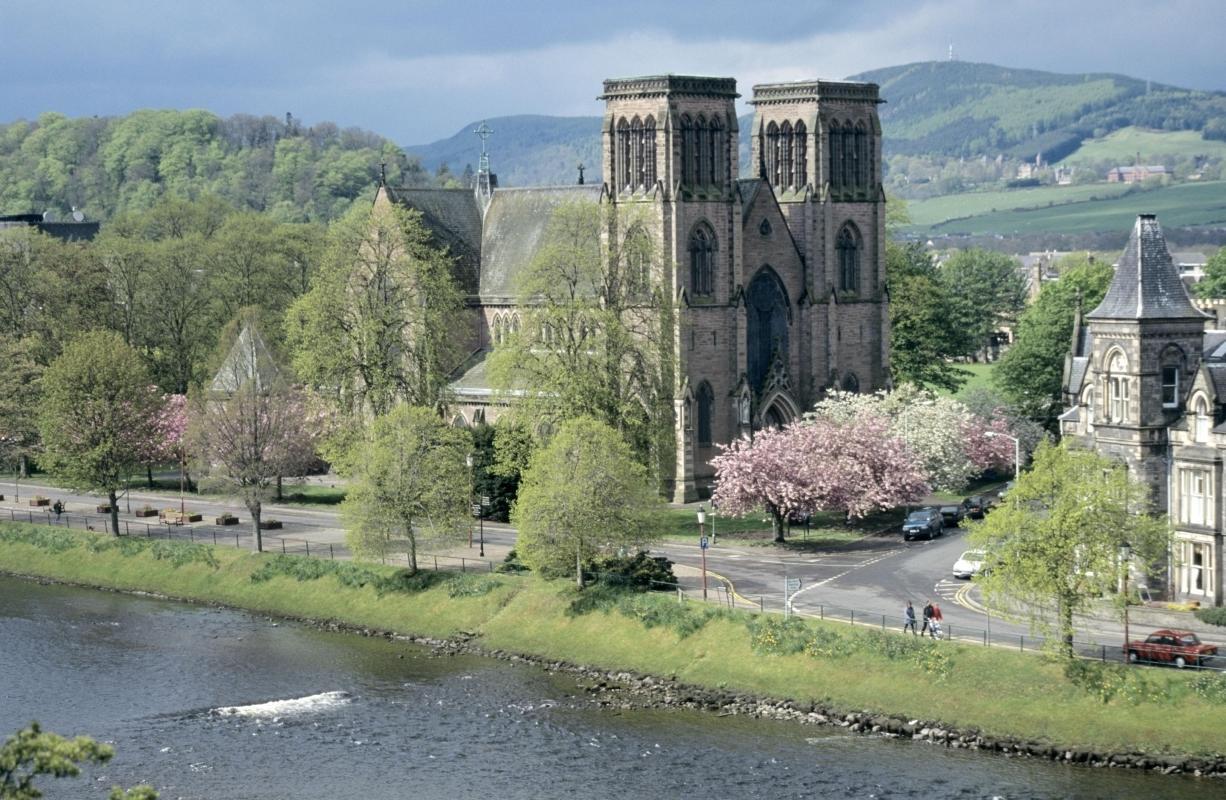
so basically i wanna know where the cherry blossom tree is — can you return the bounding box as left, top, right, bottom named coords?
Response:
left=712, top=413, right=929, bottom=542
left=145, top=393, right=190, bottom=506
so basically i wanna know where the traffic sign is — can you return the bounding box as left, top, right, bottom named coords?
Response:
left=699, top=536, right=709, bottom=550
left=480, top=495, right=490, bottom=506
left=471, top=503, right=482, bottom=517
left=785, top=577, right=801, bottom=593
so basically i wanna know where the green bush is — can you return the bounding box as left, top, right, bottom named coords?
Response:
left=748, top=616, right=811, bottom=655
left=445, top=573, right=501, bottom=599
left=1194, top=606, right=1226, bottom=627
left=565, top=583, right=724, bottom=638
left=1061, top=659, right=1170, bottom=705
left=249, top=554, right=450, bottom=597
left=495, top=549, right=529, bottom=574
left=1189, top=670, right=1226, bottom=704
left=0, top=525, right=79, bottom=554
left=586, top=552, right=677, bottom=591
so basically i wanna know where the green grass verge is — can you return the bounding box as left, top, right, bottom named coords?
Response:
left=904, top=183, right=1135, bottom=229
left=652, top=506, right=898, bottom=549
left=2, top=522, right=1224, bottom=757
left=1063, top=126, right=1226, bottom=166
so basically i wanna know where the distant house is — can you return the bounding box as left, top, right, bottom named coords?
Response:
left=0, top=211, right=99, bottom=241
left=1174, top=251, right=1210, bottom=290
left=1106, top=164, right=1168, bottom=183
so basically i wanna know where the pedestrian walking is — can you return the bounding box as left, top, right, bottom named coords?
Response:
left=52, top=500, right=63, bottom=521
left=921, top=600, right=935, bottom=637
left=903, top=601, right=918, bottom=635
left=931, top=602, right=944, bottom=640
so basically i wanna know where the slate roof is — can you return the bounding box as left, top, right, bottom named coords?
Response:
left=1067, top=356, right=1091, bottom=396
left=736, top=179, right=764, bottom=220
left=479, top=186, right=601, bottom=297
left=385, top=187, right=482, bottom=294
left=1086, top=214, right=1210, bottom=321
left=1205, top=363, right=1226, bottom=400
left=1203, top=332, right=1226, bottom=361
left=209, top=324, right=282, bottom=394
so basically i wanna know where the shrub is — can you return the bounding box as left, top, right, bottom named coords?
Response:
left=617, top=593, right=726, bottom=638
left=1189, top=671, right=1226, bottom=704
left=249, top=554, right=449, bottom=597
left=1194, top=606, right=1226, bottom=627
left=495, top=548, right=529, bottom=574
left=0, top=525, right=78, bottom=554
left=1061, top=659, right=1168, bottom=704
left=586, top=551, right=677, bottom=591
left=748, top=616, right=811, bottom=656
left=445, top=573, right=501, bottom=598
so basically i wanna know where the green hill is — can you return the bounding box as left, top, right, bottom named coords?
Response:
left=0, top=110, right=431, bottom=222
left=852, top=60, right=1226, bottom=162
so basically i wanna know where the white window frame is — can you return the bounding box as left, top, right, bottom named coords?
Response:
left=1179, top=468, right=1213, bottom=527
left=1194, top=397, right=1211, bottom=443
left=1162, top=365, right=1180, bottom=408
left=1106, top=351, right=1128, bottom=423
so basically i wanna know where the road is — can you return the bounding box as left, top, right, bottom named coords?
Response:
left=4, top=477, right=1218, bottom=657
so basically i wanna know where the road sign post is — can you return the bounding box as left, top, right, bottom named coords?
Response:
left=784, top=577, right=801, bottom=618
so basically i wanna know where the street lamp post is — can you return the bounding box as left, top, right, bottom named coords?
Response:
left=1121, top=540, right=1132, bottom=665
left=697, top=505, right=708, bottom=601
left=465, top=454, right=475, bottom=549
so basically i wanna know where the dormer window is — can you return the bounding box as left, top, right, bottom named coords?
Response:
left=1195, top=397, right=1211, bottom=443
left=1162, top=366, right=1179, bottom=408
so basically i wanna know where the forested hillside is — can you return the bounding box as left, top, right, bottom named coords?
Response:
left=0, top=110, right=432, bottom=222
left=853, top=61, right=1226, bottom=161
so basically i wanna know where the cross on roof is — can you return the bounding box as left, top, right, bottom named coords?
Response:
left=474, top=121, right=494, bottom=173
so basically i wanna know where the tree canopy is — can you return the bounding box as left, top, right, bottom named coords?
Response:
left=994, top=255, right=1113, bottom=424
left=512, top=416, right=660, bottom=587
left=886, top=241, right=972, bottom=392
left=340, top=405, right=471, bottom=573
left=1, top=722, right=156, bottom=800
left=968, top=440, right=1170, bottom=655
left=1193, top=248, right=1226, bottom=299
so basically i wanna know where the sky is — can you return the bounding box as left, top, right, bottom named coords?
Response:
left=2, top=0, right=1224, bottom=145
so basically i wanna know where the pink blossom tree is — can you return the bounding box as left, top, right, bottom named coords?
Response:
left=146, top=393, right=190, bottom=506
left=961, top=413, right=1018, bottom=474
left=712, top=414, right=930, bottom=542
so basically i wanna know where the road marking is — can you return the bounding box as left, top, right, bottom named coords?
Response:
left=787, top=549, right=903, bottom=603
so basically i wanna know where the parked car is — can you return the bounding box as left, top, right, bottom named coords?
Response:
left=952, top=550, right=986, bottom=579
left=938, top=504, right=965, bottom=527
left=998, top=481, right=1015, bottom=500
left=902, top=508, right=943, bottom=541
left=963, top=495, right=993, bottom=519
left=1126, top=629, right=1218, bottom=668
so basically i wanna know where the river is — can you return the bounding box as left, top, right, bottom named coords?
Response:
left=0, top=576, right=1210, bottom=799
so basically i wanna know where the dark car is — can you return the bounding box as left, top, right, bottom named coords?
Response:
left=938, top=504, right=965, bottom=527
left=1127, top=629, right=1218, bottom=668
left=963, top=495, right=992, bottom=519
left=902, top=508, right=943, bottom=541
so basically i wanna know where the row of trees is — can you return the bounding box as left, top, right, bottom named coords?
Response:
left=712, top=387, right=1025, bottom=541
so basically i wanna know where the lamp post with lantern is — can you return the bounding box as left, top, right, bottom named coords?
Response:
left=1121, top=540, right=1132, bottom=665
left=697, top=505, right=708, bottom=600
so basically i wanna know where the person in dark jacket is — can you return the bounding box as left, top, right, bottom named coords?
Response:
left=903, top=601, right=918, bottom=635
left=921, top=601, right=935, bottom=637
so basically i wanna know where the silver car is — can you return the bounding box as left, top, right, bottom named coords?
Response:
left=952, top=550, right=985, bottom=579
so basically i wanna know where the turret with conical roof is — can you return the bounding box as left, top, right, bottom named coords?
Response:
left=1086, top=214, right=1209, bottom=321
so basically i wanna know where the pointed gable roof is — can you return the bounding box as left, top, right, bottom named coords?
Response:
left=1085, top=214, right=1210, bottom=321
left=209, top=323, right=282, bottom=394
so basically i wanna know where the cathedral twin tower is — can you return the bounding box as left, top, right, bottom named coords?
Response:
left=387, top=73, right=889, bottom=501
left=599, top=75, right=888, bottom=499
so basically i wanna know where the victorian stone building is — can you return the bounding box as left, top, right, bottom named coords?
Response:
left=379, top=74, right=890, bottom=501
left=1061, top=214, right=1222, bottom=605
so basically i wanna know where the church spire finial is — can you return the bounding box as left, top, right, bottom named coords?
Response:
left=474, top=121, right=494, bottom=174
left=577, top=162, right=585, bottom=185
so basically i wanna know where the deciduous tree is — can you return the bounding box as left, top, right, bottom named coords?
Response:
left=712, top=413, right=929, bottom=542
left=939, top=248, right=1027, bottom=358
left=1193, top=248, right=1226, bottom=299
left=886, top=241, right=972, bottom=392
left=37, top=331, right=159, bottom=535
left=285, top=201, right=464, bottom=423
left=0, top=337, right=43, bottom=484
left=968, top=440, right=1170, bottom=656
left=340, top=405, right=471, bottom=573
left=512, top=416, right=660, bottom=587
left=193, top=315, right=317, bottom=550
left=994, top=257, right=1112, bottom=425
left=1, top=722, right=157, bottom=800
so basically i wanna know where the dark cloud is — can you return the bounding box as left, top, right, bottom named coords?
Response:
left=0, top=1, right=1221, bottom=144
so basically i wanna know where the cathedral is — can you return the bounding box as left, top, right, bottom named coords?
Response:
left=378, top=75, right=890, bottom=501
left=1061, top=214, right=1223, bottom=606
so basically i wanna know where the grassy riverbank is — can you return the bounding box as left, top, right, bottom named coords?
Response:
left=3, top=523, right=1224, bottom=759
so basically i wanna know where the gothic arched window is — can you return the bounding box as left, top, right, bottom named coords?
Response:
left=779, top=121, right=793, bottom=187
left=855, top=122, right=868, bottom=188
left=709, top=117, right=723, bottom=187
left=695, top=115, right=710, bottom=185
left=689, top=224, right=716, bottom=297
left=794, top=121, right=807, bottom=188
left=623, top=226, right=651, bottom=296
left=836, top=224, right=861, bottom=293
left=680, top=115, right=696, bottom=186
left=630, top=116, right=644, bottom=189
left=696, top=381, right=714, bottom=446
left=1195, top=395, right=1211, bottom=442
left=841, top=120, right=854, bottom=190
left=766, top=121, right=780, bottom=185
left=827, top=120, right=841, bottom=190
left=616, top=117, right=631, bottom=190
left=643, top=116, right=657, bottom=187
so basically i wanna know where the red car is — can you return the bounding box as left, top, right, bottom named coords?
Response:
left=1126, top=629, right=1218, bottom=668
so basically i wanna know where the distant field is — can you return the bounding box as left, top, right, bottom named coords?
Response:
left=904, top=183, right=1134, bottom=229
left=921, top=180, right=1226, bottom=235
left=1062, top=126, right=1226, bottom=165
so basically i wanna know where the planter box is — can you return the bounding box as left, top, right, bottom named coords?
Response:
left=259, top=520, right=283, bottom=531
left=215, top=515, right=240, bottom=526
left=185, top=512, right=203, bottom=523
left=29, top=498, right=49, bottom=507
left=96, top=505, right=113, bottom=514
left=133, top=508, right=158, bottom=518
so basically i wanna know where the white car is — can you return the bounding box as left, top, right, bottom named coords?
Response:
left=952, top=550, right=986, bottom=579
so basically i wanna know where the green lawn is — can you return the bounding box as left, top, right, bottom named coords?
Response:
left=904, top=183, right=1133, bottom=229
left=4, top=522, right=1225, bottom=758
left=651, top=506, right=902, bottom=549
left=1062, top=126, right=1226, bottom=166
